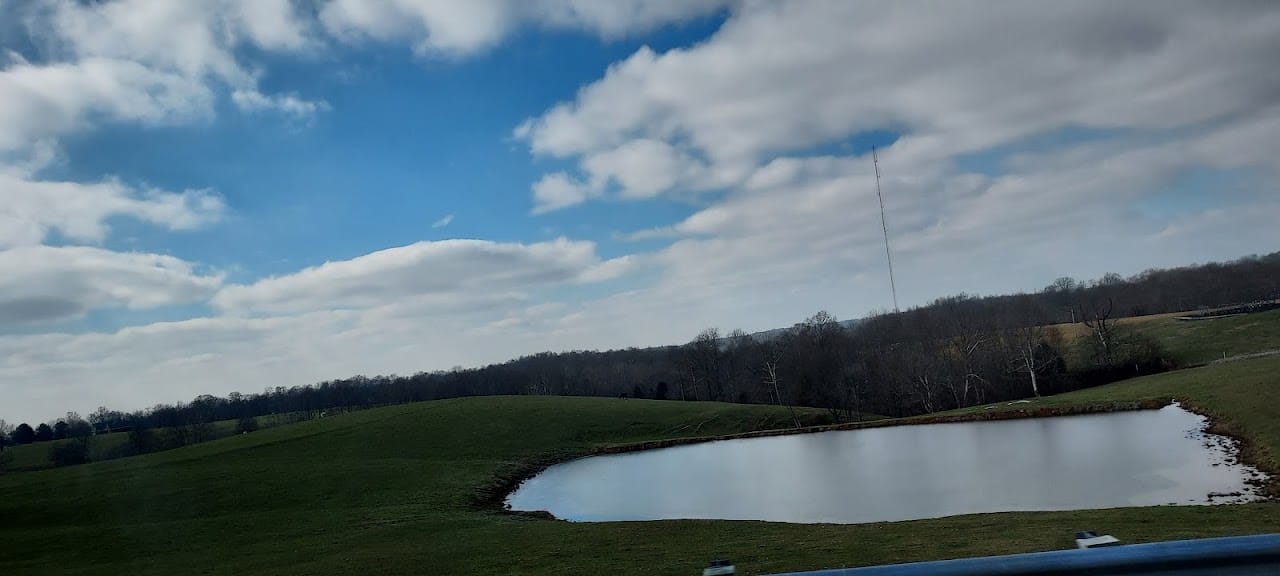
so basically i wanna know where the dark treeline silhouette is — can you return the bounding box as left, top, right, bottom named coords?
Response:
left=0, top=413, right=96, bottom=469
left=3, top=252, right=1278, bottom=462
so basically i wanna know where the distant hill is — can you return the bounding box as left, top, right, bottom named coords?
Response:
left=743, top=318, right=864, bottom=343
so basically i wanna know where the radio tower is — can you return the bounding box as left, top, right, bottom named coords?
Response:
left=872, top=146, right=899, bottom=312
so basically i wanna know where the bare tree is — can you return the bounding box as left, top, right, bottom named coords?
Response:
left=942, top=302, right=991, bottom=408
left=1080, top=296, right=1117, bottom=365
left=776, top=311, right=849, bottom=418
left=1004, top=324, right=1062, bottom=397
left=0, top=420, right=11, bottom=457
left=526, top=375, right=551, bottom=395
left=756, top=337, right=801, bottom=428
left=901, top=340, right=946, bottom=413
left=723, top=329, right=754, bottom=402
left=1043, top=277, right=1079, bottom=323
left=88, top=407, right=113, bottom=433
left=686, top=328, right=724, bottom=401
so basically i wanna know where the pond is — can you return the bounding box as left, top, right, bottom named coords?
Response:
left=506, top=405, right=1264, bottom=524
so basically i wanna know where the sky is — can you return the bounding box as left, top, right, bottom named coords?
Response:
left=2, top=0, right=1279, bottom=423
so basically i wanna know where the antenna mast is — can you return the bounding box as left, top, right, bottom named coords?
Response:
left=872, top=146, right=899, bottom=312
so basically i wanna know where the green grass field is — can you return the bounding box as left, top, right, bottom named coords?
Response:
left=2, top=353, right=1279, bottom=576
left=1, top=413, right=311, bottom=472
left=1, top=429, right=131, bottom=470
left=1057, top=308, right=1280, bottom=367
left=1139, top=308, right=1280, bottom=365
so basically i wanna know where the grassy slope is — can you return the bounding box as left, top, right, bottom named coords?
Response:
left=1057, top=308, right=1280, bottom=367
left=2, top=431, right=130, bottom=470
left=3, top=356, right=1280, bottom=576
left=1139, top=308, right=1280, bottom=365
left=1, top=414, right=308, bottom=472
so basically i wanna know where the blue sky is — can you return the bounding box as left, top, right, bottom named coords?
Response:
left=45, top=17, right=725, bottom=285
left=2, top=0, right=1279, bottom=422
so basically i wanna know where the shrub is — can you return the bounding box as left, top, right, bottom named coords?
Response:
left=236, top=415, right=259, bottom=434
left=49, top=441, right=89, bottom=467
left=127, top=428, right=158, bottom=455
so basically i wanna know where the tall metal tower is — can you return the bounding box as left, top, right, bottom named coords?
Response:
left=872, top=146, right=899, bottom=312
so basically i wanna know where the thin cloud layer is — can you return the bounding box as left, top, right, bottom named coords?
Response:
left=320, top=0, right=729, bottom=55
left=213, top=238, right=633, bottom=315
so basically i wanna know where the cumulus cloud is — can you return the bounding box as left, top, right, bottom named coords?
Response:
left=518, top=1, right=1280, bottom=199
left=580, top=139, right=710, bottom=200
left=213, top=238, right=633, bottom=315
left=0, top=245, right=223, bottom=325
left=0, top=169, right=225, bottom=248
left=530, top=172, right=599, bottom=213
left=0, top=57, right=214, bottom=153
left=431, top=214, right=454, bottom=228
left=35, top=0, right=312, bottom=81
left=4, top=0, right=323, bottom=137
left=505, top=0, right=1280, bottom=344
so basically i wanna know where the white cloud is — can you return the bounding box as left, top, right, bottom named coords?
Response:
left=0, top=169, right=224, bottom=248
left=0, top=57, right=214, bottom=153
left=4, top=0, right=322, bottom=136
left=581, top=139, right=710, bottom=199
left=533, top=0, right=729, bottom=37
left=518, top=1, right=1280, bottom=198
left=0, top=297, right=554, bottom=421
left=320, top=0, right=729, bottom=55
left=0, top=312, right=365, bottom=419
left=225, top=0, right=313, bottom=51
left=231, top=89, right=330, bottom=117
left=575, top=254, right=638, bottom=283
left=213, top=237, right=630, bottom=315
left=431, top=214, right=455, bottom=228
left=507, top=0, right=1280, bottom=330
left=0, top=234, right=645, bottom=418
left=528, top=140, right=712, bottom=212
left=0, top=245, right=222, bottom=325
left=530, top=171, right=599, bottom=213
left=36, top=0, right=312, bottom=82
left=615, top=108, right=1280, bottom=314
left=320, top=0, right=513, bottom=55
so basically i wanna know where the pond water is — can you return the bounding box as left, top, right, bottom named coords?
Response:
left=507, top=405, right=1263, bottom=524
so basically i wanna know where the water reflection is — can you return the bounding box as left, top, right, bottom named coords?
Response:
left=507, top=405, right=1262, bottom=524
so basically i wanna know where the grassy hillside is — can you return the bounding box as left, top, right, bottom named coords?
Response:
left=1, top=430, right=131, bottom=470
left=1140, top=308, right=1280, bottom=365
left=0, top=414, right=297, bottom=473
left=2, top=357, right=1279, bottom=576
left=1057, top=308, right=1280, bottom=367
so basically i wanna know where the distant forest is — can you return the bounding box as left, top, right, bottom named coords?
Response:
left=3, top=251, right=1279, bottom=459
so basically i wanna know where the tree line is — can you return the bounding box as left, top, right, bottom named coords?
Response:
left=2, top=251, right=1277, bottom=464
